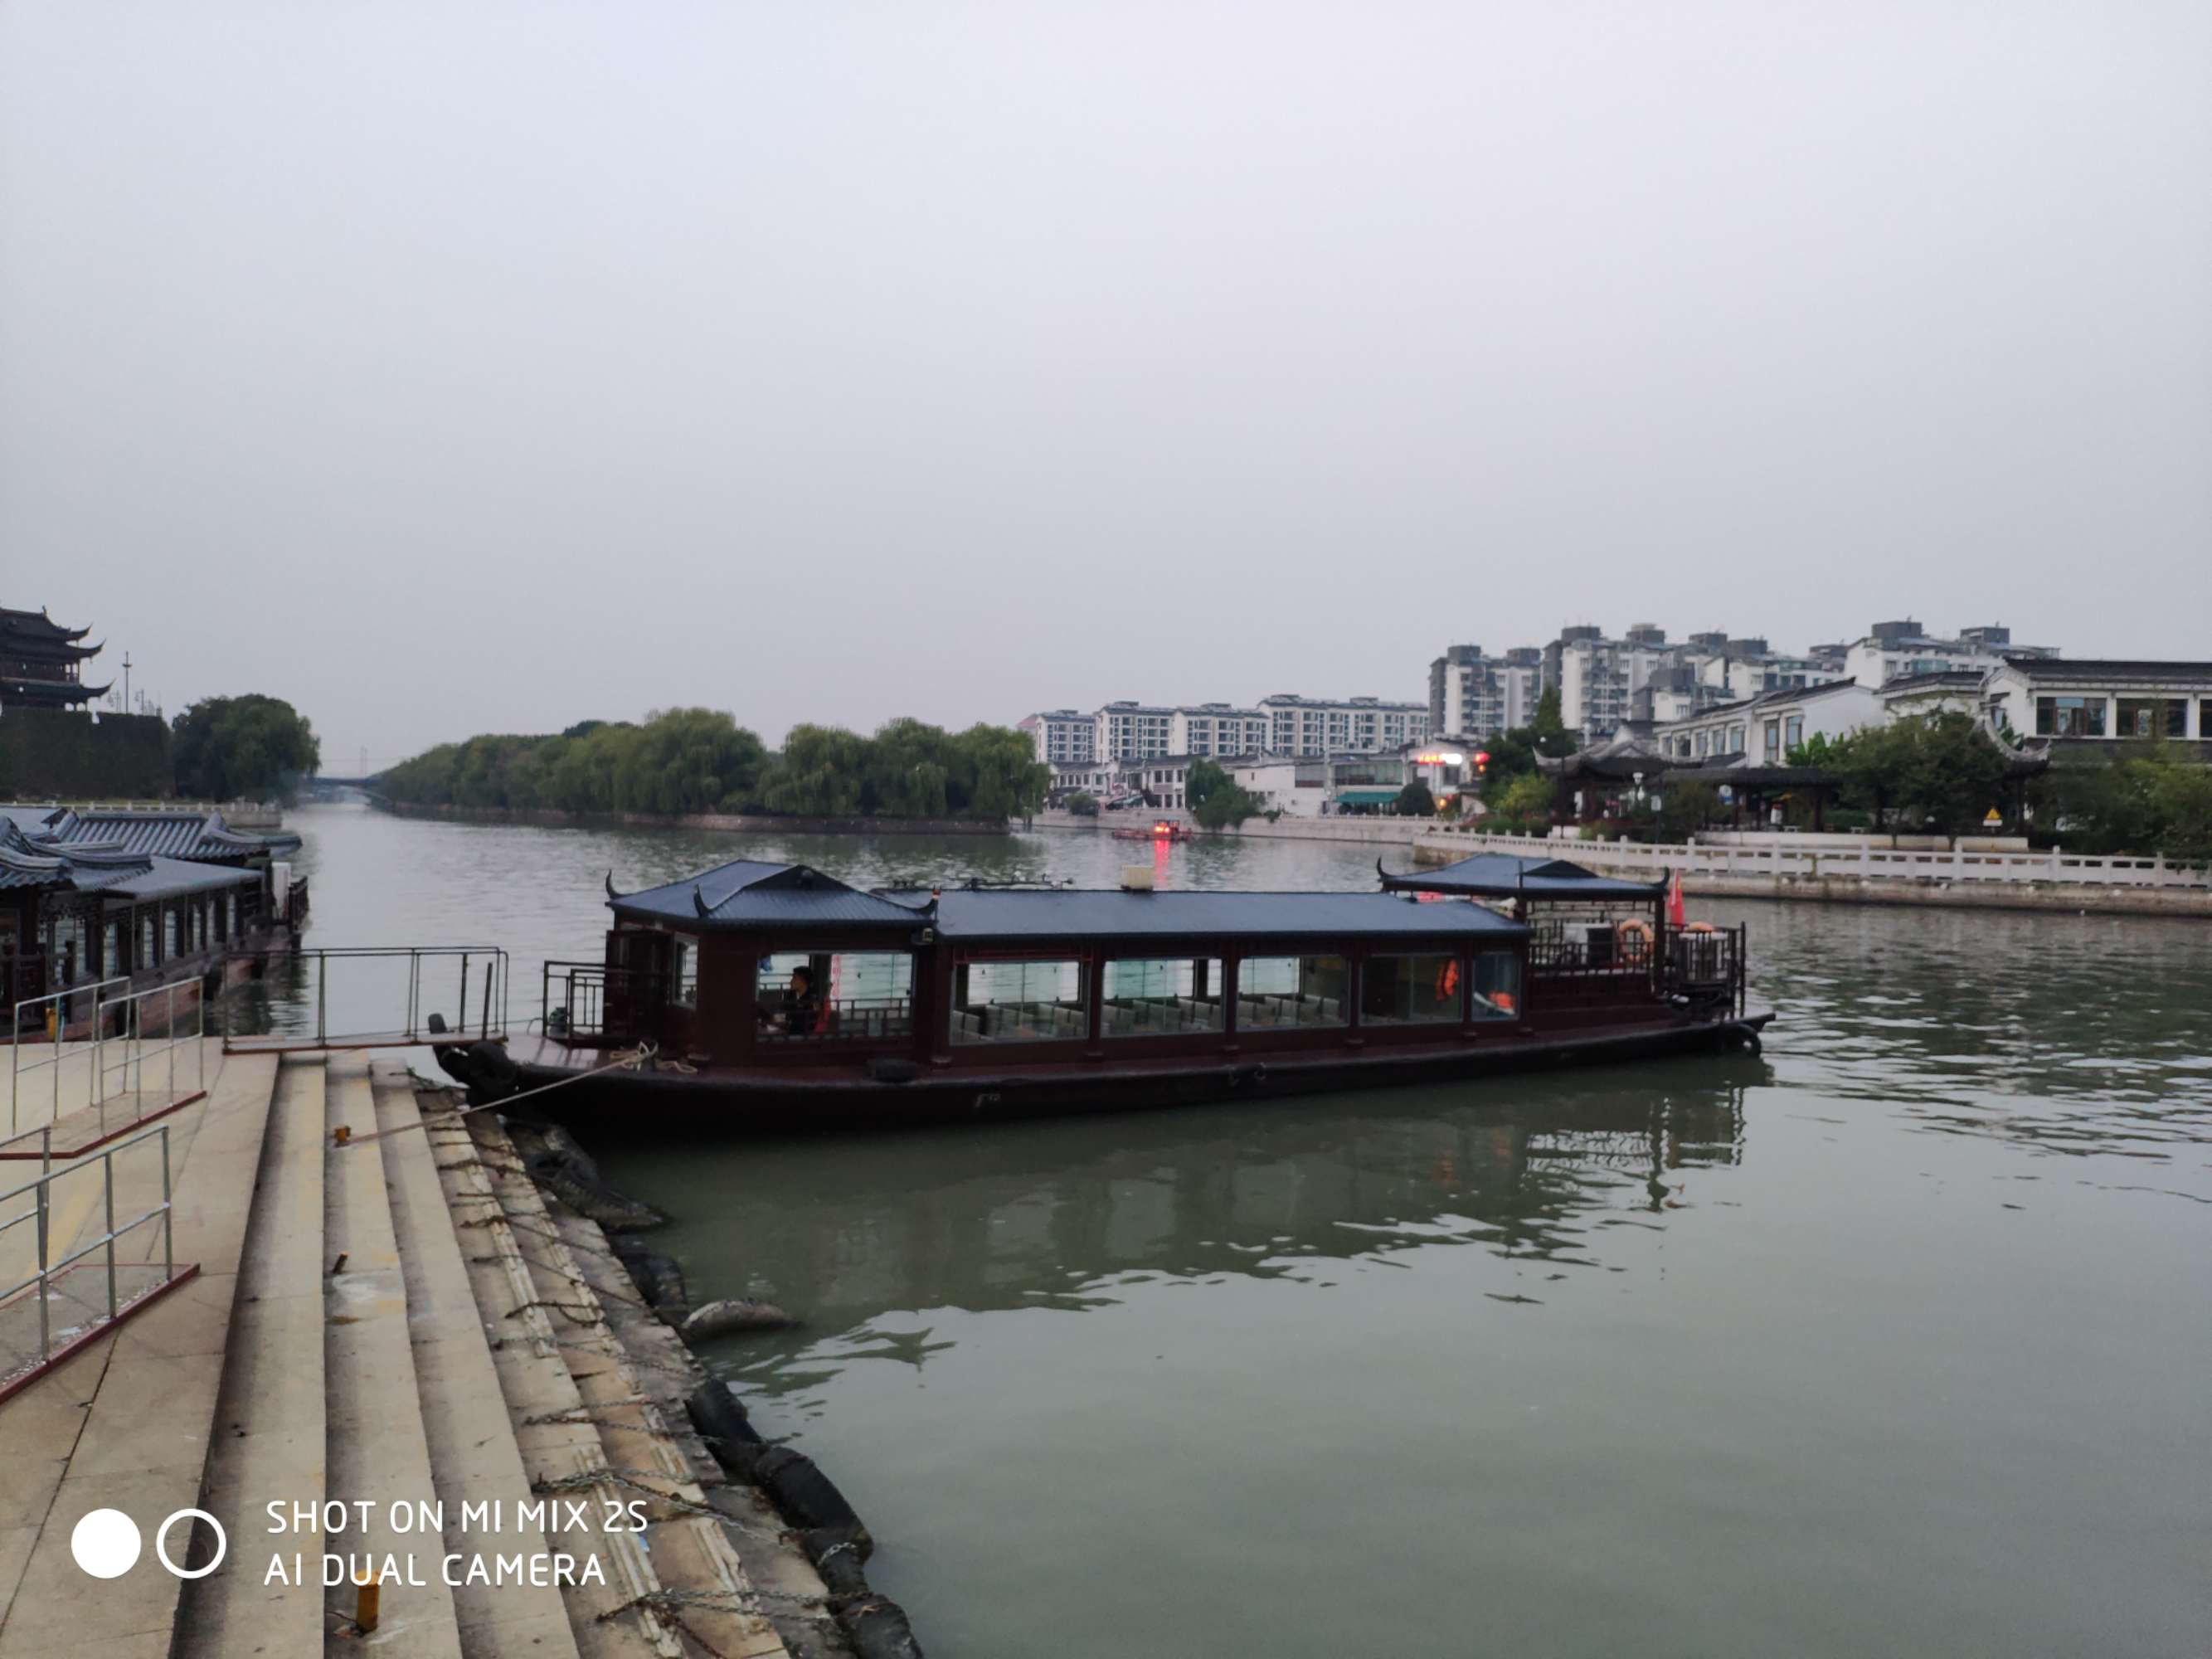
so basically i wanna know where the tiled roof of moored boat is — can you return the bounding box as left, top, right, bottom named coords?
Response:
left=56, top=809, right=302, bottom=859
left=882, top=887, right=1529, bottom=943
left=1378, top=853, right=1664, bottom=898
left=610, top=859, right=933, bottom=930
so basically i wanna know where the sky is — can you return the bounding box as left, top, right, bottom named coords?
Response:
left=3, top=2, right=2208, bottom=772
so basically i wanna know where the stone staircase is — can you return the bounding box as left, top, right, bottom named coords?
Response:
left=0, top=1049, right=834, bottom=1658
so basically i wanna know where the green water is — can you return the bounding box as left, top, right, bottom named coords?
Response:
left=284, top=805, right=2212, bottom=1656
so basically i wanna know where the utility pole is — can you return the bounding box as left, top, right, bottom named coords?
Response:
left=122, top=651, right=132, bottom=711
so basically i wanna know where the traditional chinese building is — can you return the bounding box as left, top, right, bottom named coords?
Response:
left=0, top=605, right=109, bottom=710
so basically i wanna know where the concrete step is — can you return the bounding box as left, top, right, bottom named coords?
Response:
left=174, top=1055, right=329, bottom=1659
left=467, top=1116, right=788, bottom=1659
left=423, top=1106, right=679, bottom=1659
left=0, top=1051, right=280, bottom=1657
left=368, top=1061, right=581, bottom=1659
left=321, top=1057, right=463, bottom=1658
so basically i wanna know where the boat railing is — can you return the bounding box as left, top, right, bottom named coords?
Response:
left=760, top=995, right=916, bottom=1044
left=542, top=961, right=664, bottom=1046
left=1659, top=923, right=1747, bottom=1017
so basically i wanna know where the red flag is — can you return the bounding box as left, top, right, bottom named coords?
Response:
left=1666, top=868, right=1686, bottom=928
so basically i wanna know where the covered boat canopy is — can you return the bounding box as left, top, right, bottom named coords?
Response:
left=1378, top=852, right=1665, bottom=899
left=890, top=887, right=1529, bottom=945
left=609, top=859, right=933, bottom=932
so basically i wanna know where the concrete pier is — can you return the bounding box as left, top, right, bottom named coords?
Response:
left=0, top=1052, right=848, bottom=1658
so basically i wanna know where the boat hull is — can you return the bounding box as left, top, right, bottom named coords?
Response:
left=462, top=1009, right=1772, bottom=1136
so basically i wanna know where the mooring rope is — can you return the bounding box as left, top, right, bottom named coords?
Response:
left=330, top=1045, right=657, bottom=1149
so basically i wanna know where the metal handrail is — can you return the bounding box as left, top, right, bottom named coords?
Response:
left=95, top=979, right=206, bottom=1136
left=0, top=1121, right=178, bottom=1390
left=10, top=976, right=130, bottom=1135
left=222, top=946, right=509, bottom=1049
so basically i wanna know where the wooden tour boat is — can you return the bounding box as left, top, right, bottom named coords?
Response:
left=438, top=851, right=1770, bottom=1131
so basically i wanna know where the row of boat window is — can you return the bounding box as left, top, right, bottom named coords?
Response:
left=733, top=950, right=1523, bottom=1046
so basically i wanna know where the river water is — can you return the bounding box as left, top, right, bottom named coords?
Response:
left=279, top=804, right=2210, bottom=1657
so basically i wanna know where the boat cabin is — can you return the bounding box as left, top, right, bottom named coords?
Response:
left=542, top=854, right=1743, bottom=1073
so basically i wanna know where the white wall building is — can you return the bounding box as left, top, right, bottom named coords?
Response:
left=1981, top=658, right=2212, bottom=743
left=1655, top=679, right=1885, bottom=764
left=1230, top=756, right=1328, bottom=816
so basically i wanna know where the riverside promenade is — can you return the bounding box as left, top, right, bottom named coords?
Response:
left=1412, top=829, right=2212, bottom=917
left=0, top=1047, right=849, bottom=1659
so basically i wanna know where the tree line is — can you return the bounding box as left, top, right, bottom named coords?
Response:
left=377, top=708, right=1051, bottom=821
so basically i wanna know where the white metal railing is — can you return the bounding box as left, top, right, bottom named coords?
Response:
left=0, top=1121, right=182, bottom=1399
left=222, top=945, right=508, bottom=1051
left=8, top=977, right=130, bottom=1135
left=1421, top=828, right=2212, bottom=890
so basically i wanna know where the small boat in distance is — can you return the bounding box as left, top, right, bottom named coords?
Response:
left=1111, top=820, right=1193, bottom=841
left=438, top=852, right=1770, bottom=1133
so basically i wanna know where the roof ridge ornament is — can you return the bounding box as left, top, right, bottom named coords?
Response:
left=605, top=869, right=621, bottom=901
left=693, top=884, right=712, bottom=918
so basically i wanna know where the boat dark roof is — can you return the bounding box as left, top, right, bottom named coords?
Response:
left=1379, top=853, right=1663, bottom=899
left=103, top=855, right=264, bottom=901
left=892, top=888, right=1529, bottom=944
left=610, top=860, right=931, bottom=932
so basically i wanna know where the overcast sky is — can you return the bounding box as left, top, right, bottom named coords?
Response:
left=4, top=2, right=2207, bottom=770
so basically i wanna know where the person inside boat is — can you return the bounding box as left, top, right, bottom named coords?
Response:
left=771, top=964, right=821, bottom=1035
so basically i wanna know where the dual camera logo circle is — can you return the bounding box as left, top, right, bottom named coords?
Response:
left=70, top=1507, right=227, bottom=1580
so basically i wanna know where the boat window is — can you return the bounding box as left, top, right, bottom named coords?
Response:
left=1470, top=951, right=1521, bottom=1021
left=1360, top=953, right=1463, bottom=1024
left=759, top=951, right=916, bottom=1043
left=1236, top=955, right=1349, bottom=1029
left=671, top=939, right=698, bottom=1009
left=952, top=959, right=1087, bottom=1044
left=1102, top=957, right=1224, bottom=1037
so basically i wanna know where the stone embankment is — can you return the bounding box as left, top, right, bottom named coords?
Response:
left=0, top=1048, right=919, bottom=1658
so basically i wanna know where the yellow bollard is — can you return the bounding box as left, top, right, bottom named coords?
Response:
left=355, top=1569, right=380, bottom=1633
left=333, top=1124, right=352, bottom=1146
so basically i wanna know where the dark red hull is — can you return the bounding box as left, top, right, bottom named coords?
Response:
left=470, top=1007, right=1771, bottom=1136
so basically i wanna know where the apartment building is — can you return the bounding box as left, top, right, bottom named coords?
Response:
left=1428, top=645, right=1542, bottom=740
left=1258, top=694, right=1430, bottom=757
left=1173, top=703, right=1274, bottom=757
left=1019, top=708, right=1099, bottom=765
left=1544, top=625, right=1680, bottom=742
left=1842, top=621, right=2058, bottom=688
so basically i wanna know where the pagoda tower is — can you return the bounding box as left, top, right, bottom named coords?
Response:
left=0, top=605, right=111, bottom=709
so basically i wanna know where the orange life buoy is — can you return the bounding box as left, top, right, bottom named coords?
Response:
left=1435, top=959, right=1461, bottom=1000
left=1616, top=918, right=1654, bottom=961
left=1685, top=922, right=1718, bottom=934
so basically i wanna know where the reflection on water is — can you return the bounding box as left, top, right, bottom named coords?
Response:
left=643, top=1078, right=1754, bottom=1397
left=283, top=805, right=2212, bottom=1659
